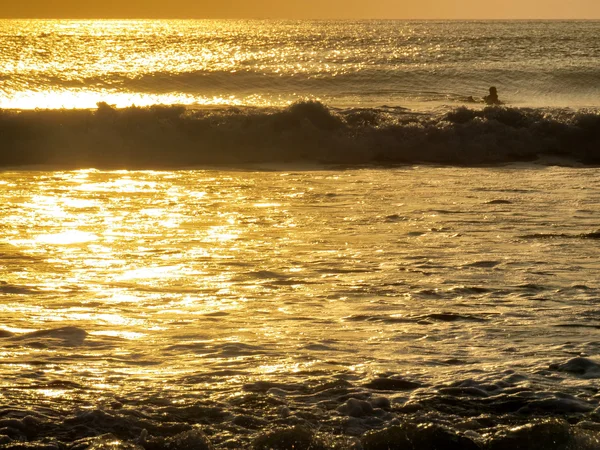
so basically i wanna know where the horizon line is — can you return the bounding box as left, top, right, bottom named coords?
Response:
left=1, top=16, right=600, bottom=21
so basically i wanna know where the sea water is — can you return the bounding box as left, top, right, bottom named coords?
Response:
left=1, top=20, right=599, bottom=110
left=1, top=167, right=600, bottom=448
left=1, top=19, right=600, bottom=450
left=1, top=20, right=600, bottom=168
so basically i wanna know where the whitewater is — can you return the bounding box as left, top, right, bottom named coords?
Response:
left=1, top=19, right=600, bottom=450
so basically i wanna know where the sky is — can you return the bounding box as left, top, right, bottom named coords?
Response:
left=1, top=0, right=599, bottom=19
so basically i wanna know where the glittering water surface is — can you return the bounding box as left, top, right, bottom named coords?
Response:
left=1, top=167, right=600, bottom=447
left=1, top=19, right=599, bottom=109
left=2, top=17, right=600, bottom=449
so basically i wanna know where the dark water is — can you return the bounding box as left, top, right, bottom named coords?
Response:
left=0, top=102, right=599, bottom=167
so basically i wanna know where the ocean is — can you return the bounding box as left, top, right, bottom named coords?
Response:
left=1, top=19, right=600, bottom=450
left=1, top=20, right=600, bottom=110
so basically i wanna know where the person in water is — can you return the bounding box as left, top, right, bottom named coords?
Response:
left=484, top=86, right=501, bottom=105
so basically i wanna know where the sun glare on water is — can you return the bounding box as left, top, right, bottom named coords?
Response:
left=0, top=20, right=279, bottom=109
left=0, top=90, right=205, bottom=110
left=1, top=170, right=254, bottom=335
left=35, top=230, right=99, bottom=245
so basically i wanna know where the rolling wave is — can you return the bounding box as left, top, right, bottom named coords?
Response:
left=0, top=101, right=599, bottom=168
left=8, top=66, right=600, bottom=103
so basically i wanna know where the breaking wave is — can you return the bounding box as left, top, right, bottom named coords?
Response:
left=2, top=359, right=600, bottom=449
left=1, top=101, right=599, bottom=168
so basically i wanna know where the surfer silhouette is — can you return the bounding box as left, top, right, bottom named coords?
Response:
left=484, top=86, right=501, bottom=105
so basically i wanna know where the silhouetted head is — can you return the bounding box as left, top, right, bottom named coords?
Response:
left=489, top=86, right=497, bottom=94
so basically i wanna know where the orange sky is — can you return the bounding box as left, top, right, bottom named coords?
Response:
left=2, top=0, right=599, bottom=19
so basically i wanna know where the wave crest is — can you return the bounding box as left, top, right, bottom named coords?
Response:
left=1, top=101, right=599, bottom=167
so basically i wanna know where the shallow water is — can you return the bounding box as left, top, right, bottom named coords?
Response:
left=1, top=166, right=600, bottom=448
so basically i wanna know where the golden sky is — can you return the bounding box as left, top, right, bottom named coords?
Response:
left=2, top=0, right=599, bottom=19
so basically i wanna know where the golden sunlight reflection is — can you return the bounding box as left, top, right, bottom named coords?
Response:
left=253, top=203, right=282, bottom=208
left=0, top=90, right=244, bottom=110
left=74, top=177, right=157, bottom=193
left=1, top=327, right=37, bottom=334
left=0, top=91, right=271, bottom=110
left=35, top=230, right=99, bottom=245
left=206, top=226, right=240, bottom=242
left=25, top=196, right=68, bottom=218
left=1, top=168, right=420, bottom=406
left=38, top=389, right=69, bottom=398
left=116, top=265, right=187, bottom=281
left=139, top=208, right=166, bottom=217
left=89, top=330, right=146, bottom=340
left=95, top=293, right=146, bottom=304
left=257, top=361, right=311, bottom=375
left=62, top=312, right=145, bottom=327
left=61, top=198, right=99, bottom=209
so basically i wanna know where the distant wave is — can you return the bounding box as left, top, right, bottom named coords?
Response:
left=0, top=101, right=599, bottom=168
left=11, top=66, right=600, bottom=102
